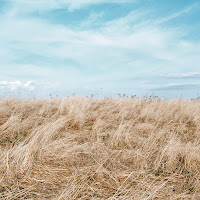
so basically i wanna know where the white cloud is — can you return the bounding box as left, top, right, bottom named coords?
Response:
left=0, top=80, right=61, bottom=98
left=24, top=81, right=36, bottom=90
left=0, top=80, right=22, bottom=91
left=0, top=80, right=40, bottom=91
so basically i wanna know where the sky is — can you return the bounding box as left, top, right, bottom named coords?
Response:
left=0, top=0, right=200, bottom=99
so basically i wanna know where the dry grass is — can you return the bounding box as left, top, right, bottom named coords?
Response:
left=1, top=96, right=200, bottom=199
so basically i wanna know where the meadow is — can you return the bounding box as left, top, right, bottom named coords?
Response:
left=0, top=96, right=200, bottom=199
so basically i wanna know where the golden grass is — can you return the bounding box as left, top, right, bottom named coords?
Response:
left=1, top=96, right=200, bottom=199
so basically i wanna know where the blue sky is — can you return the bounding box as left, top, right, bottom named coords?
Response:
left=0, top=0, right=200, bottom=98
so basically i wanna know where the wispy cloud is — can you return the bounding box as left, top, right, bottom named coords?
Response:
left=153, top=83, right=200, bottom=91
left=9, top=0, right=135, bottom=11
left=155, top=3, right=198, bottom=24
left=160, top=72, right=200, bottom=79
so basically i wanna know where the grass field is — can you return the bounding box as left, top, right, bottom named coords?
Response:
left=1, top=97, right=200, bottom=199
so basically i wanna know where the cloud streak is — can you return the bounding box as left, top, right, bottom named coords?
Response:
left=9, top=0, right=135, bottom=11
left=153, top=83, right=200, bottom=91
left=160, top=72, right=200, bottom=79
left=155, top=3, right=198, bottom=24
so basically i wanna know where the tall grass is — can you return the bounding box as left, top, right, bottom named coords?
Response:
left=0, top=97, right=200, bottom=199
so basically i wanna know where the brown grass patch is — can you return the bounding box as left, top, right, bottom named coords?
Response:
left=0, top=97, right=200, bottom=199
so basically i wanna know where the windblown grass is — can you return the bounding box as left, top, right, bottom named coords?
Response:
left=0, top=97, right=200, bottom=199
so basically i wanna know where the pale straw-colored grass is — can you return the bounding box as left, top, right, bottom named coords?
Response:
left=0, top=97, right=200, bottom=199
